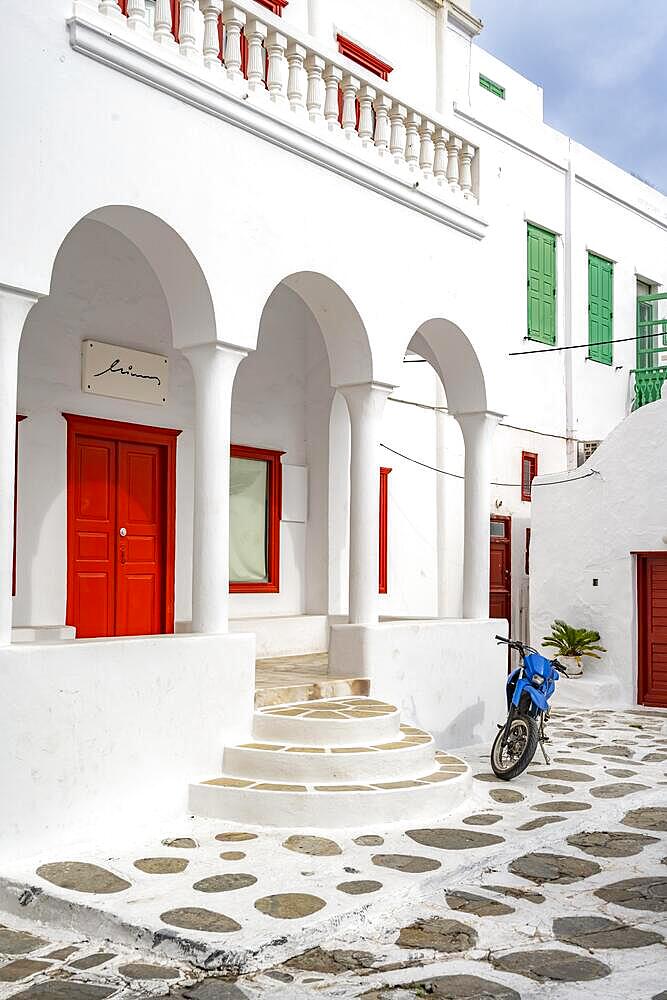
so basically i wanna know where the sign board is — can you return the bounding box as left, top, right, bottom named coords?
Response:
left=82, top=340, right=169, bottom=406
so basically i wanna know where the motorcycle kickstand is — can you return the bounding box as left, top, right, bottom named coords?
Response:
left=538, top=719, right=551, bottom=765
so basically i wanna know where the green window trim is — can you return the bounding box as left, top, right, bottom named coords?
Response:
left=588, top=253, right=614, bottom=365
left=527, top=224, right=557, bottom=345
left=479, top=73, right=505, bottom=99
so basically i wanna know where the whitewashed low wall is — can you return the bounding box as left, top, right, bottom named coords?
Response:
left=0, top=633, right=255, bottom=863
left=329, top=619, right=507, bottom=749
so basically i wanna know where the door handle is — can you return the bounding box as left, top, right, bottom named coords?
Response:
left=119, top=527, right=127, bottom=537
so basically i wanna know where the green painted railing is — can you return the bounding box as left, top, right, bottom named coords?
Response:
left=632, top=366, right=667, bottom=409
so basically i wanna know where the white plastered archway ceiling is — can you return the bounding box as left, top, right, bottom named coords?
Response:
left=409, top=320, right=488, bottom=414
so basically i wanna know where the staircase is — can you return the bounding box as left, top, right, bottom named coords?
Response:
left=189, top=697, right=470, bottom=828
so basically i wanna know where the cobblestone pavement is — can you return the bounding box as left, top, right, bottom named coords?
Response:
left=0, top=707, right=665, bottom=999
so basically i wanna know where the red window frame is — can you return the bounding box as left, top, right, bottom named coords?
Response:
left=336, top=34, right=393, bottom=81
left=521, top=451, right=538, bottom=502
left=255, top=0, right=289, bottom=13
left=379, top=467, right=391, bottom=594
left=230, top=444, right=283, bottom=594
left=13, top=416, right=26, bottom=597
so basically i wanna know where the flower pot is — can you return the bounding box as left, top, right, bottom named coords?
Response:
left=560, top=654, right=583, bottom=677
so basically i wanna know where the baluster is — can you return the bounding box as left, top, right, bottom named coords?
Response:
left=323, top=64, right=343, bottom=129
left=222, top=4, right=247, bottom=79
left=305, top=54, right=326, bottom=123
left=153, top=0, right=175, bottom=43
left=460, top=142, right=475, bottom=198
left=389, top=102, right=407, bottom=162
left=127, top=0, right=149, bottom=31
left=266, top=30, right=288, bottom=101
left=433, top=127, right=448, bottom=181
left=179, top=0, right=198, bottom=58
left=446, top=135, right=462, bottom=191
left=373, top=95, right=391, bottom=152
left=358, top=85, right=376, bottom=145
left=99, top=0, right=124, bottom=17
left=245, top=18, right=268, bottom=89
left=201, top=1, right=223, bottom=68
left=419, top=119, right=435, bottom=175
left=404, top=111, right=420, bottom=169
left=287, top=42, right=307, bottom=113
left=341, top=74, right=360, bottom=135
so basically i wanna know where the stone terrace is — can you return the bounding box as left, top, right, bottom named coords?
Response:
left=0, top=707, right=665, bottom=998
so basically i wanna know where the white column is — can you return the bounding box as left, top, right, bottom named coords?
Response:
left=434, top=1, right=449, bottom=113
left=339, top=383, right=391, bottom=626
left=179, top=0, right=199, bottom=58
left=455, top=410, right=500, bottom=620
left=266, top=30, right=288, bottom=101
left=0, top=288, right=36, bottom=645
left=323, top=64, right=343, bottom=129
left=154, top=0, right=175, bottom=44
left=286, top=41, right=307, bottom=113
left=245, top=18, right=268, bottom=88
left=305, top=53, right=325, bottom=122
left=358, top=84, right=376, bottom=144
left=127, top=0, right=150, bottom=33
left=184, top=343, right=247, bottom=635
left=222, top=3, right=247, bottom=80
left=201, top=0, right=224, bottom=69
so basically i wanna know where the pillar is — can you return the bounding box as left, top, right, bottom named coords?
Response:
left=184, top=342, right=246, bottom=634
left=0, top=287, right=36, bottom=645
left=435, top=379, right=448, bottom=618
left=339, top=383, right=390, bottom=625
left=455, top=410, right=501, bottom=619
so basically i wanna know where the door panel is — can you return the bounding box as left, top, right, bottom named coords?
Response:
left=69, top=437, right=116, bottom=639
left=639, top=554, right=667, bottom=707
left=116, top=441, right=165, bottom=637
left=490, top=516, right=511, bottom=624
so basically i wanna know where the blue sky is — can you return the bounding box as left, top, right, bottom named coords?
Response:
left=473, top=0, right=667, bottom=193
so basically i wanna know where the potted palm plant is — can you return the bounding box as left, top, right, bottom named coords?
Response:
left=542, top=620, right=606, bottom=677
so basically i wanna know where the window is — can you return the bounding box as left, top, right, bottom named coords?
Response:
left=588, top=253, right=614, bottom=364
left=577, top=440, right=600, bottom=467
left=521, top=451, right=538, bottom=501
left=527, top=224, right=557, bottom=345
left=230, top=445, right=283, bottom=593
left=255, top=0, right=288, bottom=13
left=379, top=467, right=391, bottom=594
left=525, top=528, right=531, bottom=575
left=479, top=73, right=505, bottom=99
left=336, top=34, right=393, bottom=81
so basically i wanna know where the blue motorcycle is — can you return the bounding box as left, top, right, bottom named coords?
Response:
left=491, top=635, right=568, bottom=780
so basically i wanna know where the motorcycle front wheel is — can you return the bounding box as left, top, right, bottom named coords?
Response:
left=491, top=714, right=539, bottom=781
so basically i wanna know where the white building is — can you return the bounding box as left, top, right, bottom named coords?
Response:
left=2, top=0, right=666, bottom=855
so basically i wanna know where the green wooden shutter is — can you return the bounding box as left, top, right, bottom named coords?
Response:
left=588, top=254, right=613, bottom=364
left=527, top=224, right=556, bottom=345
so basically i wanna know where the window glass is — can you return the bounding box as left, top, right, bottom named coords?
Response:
left=490, top=520, right=506, bottom=538
left=230, top=457, right=268, bottom=583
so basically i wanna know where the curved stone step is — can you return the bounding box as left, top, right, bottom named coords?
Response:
left=189, top=755, right=470, bottom=828
left=223, top=728, right=435, bottom=783
left=252, top=697, right=401, bottom=747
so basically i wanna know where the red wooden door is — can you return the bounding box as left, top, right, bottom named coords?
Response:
left=638, top=554, right=667, bottom=707
left=69, top=436, right=117, bottom=639
left=66, top=415, right=178, bottom=640
left=490, top=515, right=512, bottom=623
left=116, top=441, right=166, bottom=636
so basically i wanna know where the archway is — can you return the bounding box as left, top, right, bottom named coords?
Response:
left=14, top=207, right=218, bottom=639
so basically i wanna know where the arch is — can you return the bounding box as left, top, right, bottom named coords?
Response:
left=408, top=319, right=487, bottom=414
left=262, top=271, right=373, bottom=388
left=47, top=206, right=218, bottom=351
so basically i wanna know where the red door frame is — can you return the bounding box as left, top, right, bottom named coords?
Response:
left=636, top=551, right=667, bottom=707
left=64, top=413, right=180, bottom=636
left=379, top=466, right=391, bottom=594
left=490, top=514, right=512, bottom=622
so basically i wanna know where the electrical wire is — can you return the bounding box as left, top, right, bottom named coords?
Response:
left=509, top=332, right=661, bottom=357
left=388, top=396, right=579, bottom=443
left=380, top=442, right=600, bottom=488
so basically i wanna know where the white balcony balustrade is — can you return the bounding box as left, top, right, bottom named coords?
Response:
left=79, top=0, right=482, bottom=213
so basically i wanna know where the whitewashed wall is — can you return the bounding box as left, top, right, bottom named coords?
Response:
left=530, top=396, right=667, bottom=708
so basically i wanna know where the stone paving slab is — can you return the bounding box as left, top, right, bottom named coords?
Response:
left=0, top=708, right=665, bottom=998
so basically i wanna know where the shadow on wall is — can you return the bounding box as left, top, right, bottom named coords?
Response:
left=429, top=698, right=487, bottom=751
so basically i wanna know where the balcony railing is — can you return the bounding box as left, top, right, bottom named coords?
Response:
left=633, top=292, right=667, bottom=409
left=70, top=0, right=483, bottom=231
left=632, top=366, right=667, bottom=409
